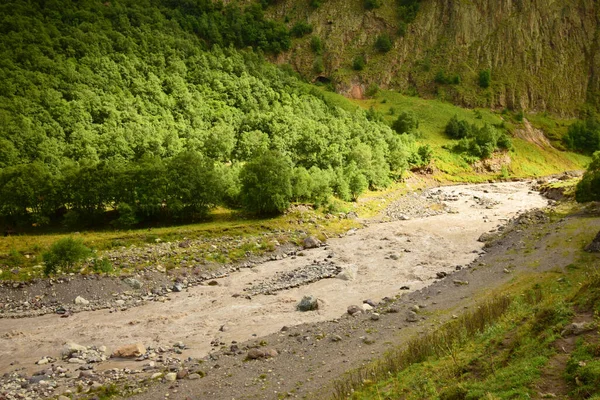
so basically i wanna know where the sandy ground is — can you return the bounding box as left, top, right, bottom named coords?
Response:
left=0, top=181, right=547, bottom=378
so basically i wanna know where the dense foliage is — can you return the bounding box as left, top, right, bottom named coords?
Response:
left=0, top=0, right=418, bottom=227
left=479, top=69, right=491, bottom=89
left=392, top=111, right=419, bottom=134
left=375, top=34, right=393, bottom=53
left=444, top=116, right=512, bottom=160
left=575, top=151, right=600, bottom=202
left=564, top=118, right=600, bottom=155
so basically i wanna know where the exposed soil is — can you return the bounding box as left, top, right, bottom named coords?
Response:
left=1, top=181, right=598, bottom=400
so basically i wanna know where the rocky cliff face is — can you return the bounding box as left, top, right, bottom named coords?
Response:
left=268, top=0, right=599, bottom=115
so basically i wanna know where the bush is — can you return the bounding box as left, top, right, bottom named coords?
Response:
left=564, top=118, right=600, bottom=155
left=479, top=69, right=491, bottom=88
left=364, top=0, right=381, bottom=10
left=352, top=55, right=366, bottom=71
left=392, top=111, right=419, bottom=134
left=445, top=117, right=512, bottom=160
left=91, top=258, right=113, bottom=273
left=313, top=57, right=324, bottom=73
left=445, top=115, right=472, bottom=139
left=576, top=151, right=600, bottom=202
left=290, top=21, right=313, bottom=37
left=310, top=36, right=323, bottom=54
left=240, top=151, right=293, bottom=215
left=398, top=0, right=421, bottom=23
left=43, top=237, right=92, bottom=275
left=375, top=34, right=393, bottom=52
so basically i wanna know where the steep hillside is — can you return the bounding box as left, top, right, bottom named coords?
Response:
left=265, top=0, right=600, bottom=115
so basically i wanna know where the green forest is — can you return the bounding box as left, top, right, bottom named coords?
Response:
left=0, top=0, right=426, bottom=228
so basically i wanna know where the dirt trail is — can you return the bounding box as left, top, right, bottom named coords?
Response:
left=0, top=181, right=549, bottom=399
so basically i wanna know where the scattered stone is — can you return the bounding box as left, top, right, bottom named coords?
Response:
left=172, top=283, right=183, bottom=292
left=297, top=295, right=319, bottom=312
left=400, top=286, right=410, bottom=290
left=389, top=254, right=400, bottom=260
left=330, top=335, right=342, bottom=342
left=347, top=305, right=362, bottom=315
left=406, top=311, right=419, bottom=322
left=410, top=304, right=420, bottom=313
left=362, top=336, right=375, bottom=345
left=37, top=357, right=50, bottom=365
left=247, top=348, right=278, bottom=360
left=561, top=322, right=596, bottom=336
left=303, top=236, right=321, bottom=249
left=436, top=271, right=447, bottom=279
left=188, top=373, right=202, bottom=380
left=361, top=303, right=373, bottom=312
left=176, top=369, right=189, bottom=380
left=151, top=372, right=163, bottom=380
left=346, top=211, right=358, bottom=219
left=363, top=299, right=378, bottom=307
left=123, top=278, right=143, bottom=289
left=165, top=372, right=177, bottom=382
left=74, top=296, right=90, bottom=305
left=112, top=343, right=146, bottom=358
left=336, top=264, right=358, bottom=281
left=371, top=313, right=380, bottom=321
left=453, top=279, right=469, bottom=285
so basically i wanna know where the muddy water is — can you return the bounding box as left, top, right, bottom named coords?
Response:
left=0, top=182, right=547, bottom=373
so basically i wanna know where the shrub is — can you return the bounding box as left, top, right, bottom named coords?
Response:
left=365, top=83, right=380, bottom=97
left=240, top=151, right=293, bottom=215
left=375, top=34, right=393, bottom=52
left=91, top=258, right=113, bottom=273
left=392, top=111, right=419, bottom=134
left=313, top=57, right=324, bottom=73
left=445, top=115, right=471, bottom=139
left=564, top=118, right=600, bottom=154
left=575, top=151, right=600, bottom=202
left=43, top=237, right=92, bottom=275
left=352, top=55, right=366, bottom=71
left=290, top=21, right=313, bottom=37
left=445, top=117, right=512, bottom=160
left=310, top=36, right=323, bottom=54
left=479, top=69, right=491, bottom=88
left=364, top=0, right=381, bottom=10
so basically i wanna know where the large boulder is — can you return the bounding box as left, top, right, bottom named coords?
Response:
left=297, top=295, right=319, bottom=311
left=111, top=343, right=146, bottom=358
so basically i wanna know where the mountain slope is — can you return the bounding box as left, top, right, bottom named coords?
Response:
left=267, top=0, right=600, bottom=115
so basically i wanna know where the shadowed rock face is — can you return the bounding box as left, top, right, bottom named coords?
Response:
left=272, top=0, right=599, bottom=115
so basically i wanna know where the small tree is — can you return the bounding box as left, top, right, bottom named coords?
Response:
left=352, top=55, right=366, bottom=71
left=576, top=151, right=600, bottom=202
left=375, top=34, right=393, bottom=52
left=310, top=36, right=323, bottom=55
left=240, top=151, right=293, bottom=215
left=479, top=69, right=491, bottom=88
left=43, top=237, right=92, bottom=275
left=364, top=0, right=381, bottom=10
left=392, top=111, right=419, bottom=134
left=564, top=118, right=600, bottom=155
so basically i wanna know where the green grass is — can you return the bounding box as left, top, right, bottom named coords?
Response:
left=343, top=90, right=588, bottom=180
left=336, top=254, right=600, bottom=400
